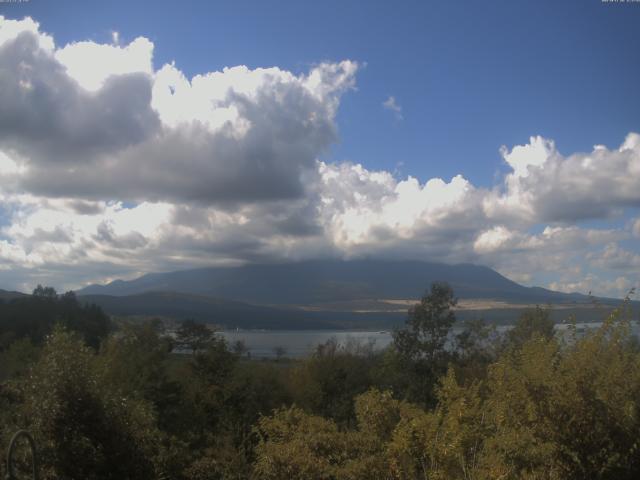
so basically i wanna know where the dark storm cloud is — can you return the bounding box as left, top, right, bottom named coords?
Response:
left=0, top=32, right=160, bottom=165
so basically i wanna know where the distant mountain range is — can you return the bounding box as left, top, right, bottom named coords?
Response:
left=0, top=289, right=28, bottom=301
left=4, top=261, right=625, bottom=330
left=68, top=259, right=629, bottom=329
left=78, top=259, right=589, bottom=305
left=77, top=291, right=406, bottom=330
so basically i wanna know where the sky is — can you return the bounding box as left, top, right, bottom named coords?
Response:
left=0, top=0, right=639, bottom=297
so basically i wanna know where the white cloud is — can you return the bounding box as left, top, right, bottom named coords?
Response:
left=485, top=133, right=640, bottom=223
left=318, top=161, right=478, bottom=252
left=1, top=16, right=640, bottom=298
left=473, top=226, right=516, bottom=254
left=500, top=136, right=553, bottom=179
left=3, top=198, right=172, bottom=266
left=151, top=63, right=249, bottom=134
left=382, top=95, right=403, bottom=120
left=0, top=150, right=24, bottom=175
left=0, top=17, right=358, bottom=204
left=473, top=225, right=624, bottom=256
left=549, top=275, right=637, bottom=299
left=55, top=36, right=153, bottom=91
left=0, top=16, right=53, bottom=51
left=588, top=243, right=640, bottom=270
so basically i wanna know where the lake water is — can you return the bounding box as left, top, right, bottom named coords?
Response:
left=219, top=330, right=393, bottom=358
left=219, top=322, right=640, bottom=358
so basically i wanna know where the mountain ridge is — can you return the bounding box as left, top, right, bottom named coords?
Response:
left=77, top=259, right=592, bottom=305
left=0, top=289, right=29, bottom=301
left=78, top=291, right=349, bottom=330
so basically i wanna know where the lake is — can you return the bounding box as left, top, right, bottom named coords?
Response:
left=219, top=330, right=393, bottom=358
left=219, top=322, right=640, bottom=358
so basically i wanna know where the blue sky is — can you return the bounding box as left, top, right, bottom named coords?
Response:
left=12, top=0, right=640, bottom=184
left=0, top=0, right=639, bottom=296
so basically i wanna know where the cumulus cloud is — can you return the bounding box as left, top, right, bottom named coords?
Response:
left=485, top=134, right=640, bottom=223
left=0, top=32, right=159, bottom=172
left=0, top=16, right=53, bottom=51
left=0, top=17, right=357, bottom=205
left=474, top=225, right=625, bottom=256
left=1, top=16, right=640, bottom=298
left=55, top=36, right=153, bottom=91
left=318, top=162, right=482, bottom=261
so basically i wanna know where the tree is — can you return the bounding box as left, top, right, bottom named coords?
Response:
left=453, top=318, right=500, bottom=383
left=0, top=287, right=111, bottom=349
left=391, top=282, right=457, bottom=406
left=32, top=285, right=57, bottom=299
left=0, top=337, right=39, bottom=381
left=57, top=291, right=112, bottom=349
left=394, top=282, right=457, bottom=363
left=98, top=321, right=181, bottom=434
left=388, top=370, right=487, bottom=479
left=506, top=305, right=555, bottom=349
left=289, top=338, right=379, bottom=425
left=254, top=389, right=421, bottom=479
left=175, top=319, right=214, bottom=354
left=255, top=305, right=640, bottom=480
left=18, top=327, right=168, bottom=479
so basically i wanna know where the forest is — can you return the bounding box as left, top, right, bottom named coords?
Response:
left=1, top=283, right=639, bottom=479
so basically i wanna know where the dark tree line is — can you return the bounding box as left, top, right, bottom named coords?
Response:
left=0, top=286, right=111, bottom=350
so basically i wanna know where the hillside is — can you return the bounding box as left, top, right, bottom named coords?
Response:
left=78, top=291, right=361, bottom=330
left=0, top=289, right=28, bottom=301
left=78, top=291, right=624, bottom=330
left=77, top=259, right=590, bottom=305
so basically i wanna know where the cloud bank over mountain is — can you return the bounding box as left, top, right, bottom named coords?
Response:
left=0, top=16, right=638, bottom=297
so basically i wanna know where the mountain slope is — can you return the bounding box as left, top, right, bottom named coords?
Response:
left=78, top=291, right=401, bottom=330
left=0, top=289, right=28, bottom=301
left=78, top=259, right=588, bottom=305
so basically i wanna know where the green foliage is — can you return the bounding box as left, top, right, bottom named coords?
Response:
left=394, top=282, right=457, bottom=362
left=288, top=338, right=379, bottom=425
left=15, top=326, right=169, bottom=479
left=452, top=318, right=500, bottom=384
left=98, top=321, right=184, bottom=436
left=0, top=286, right=111, bottom=349
left=254, top=390, right=405, bottom=480
left=176, top=318, right=215, bottom=354
left=171, top=332, right=271, bottom=478
left=32, top=285, right=57, bottom=299
left=256, top=302, right=640, bottom=480
left=391, top=282, right=457, bottom=406
left=388, top=370, right=487, bottom=479
left=0, top=337, right=39, bottom=381
left=479, top=308, right=640, bottom=479
left=2, top=284, right=639, bottom=479
left=506, top=305, right=555, bottom=349
left=189, top=335, right=238, bottom=387
left=254, top=406, right=344, bottom=479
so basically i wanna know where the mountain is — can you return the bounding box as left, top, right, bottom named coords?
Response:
left=78, top=259, right=588, bottom=305
left=1, top=261, right=626, bottom=330
left=79, top=291, right=353, bottom=330
left=80, top=291, right=422, bottom=329
left=0, top=289, right=28, bottom=301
